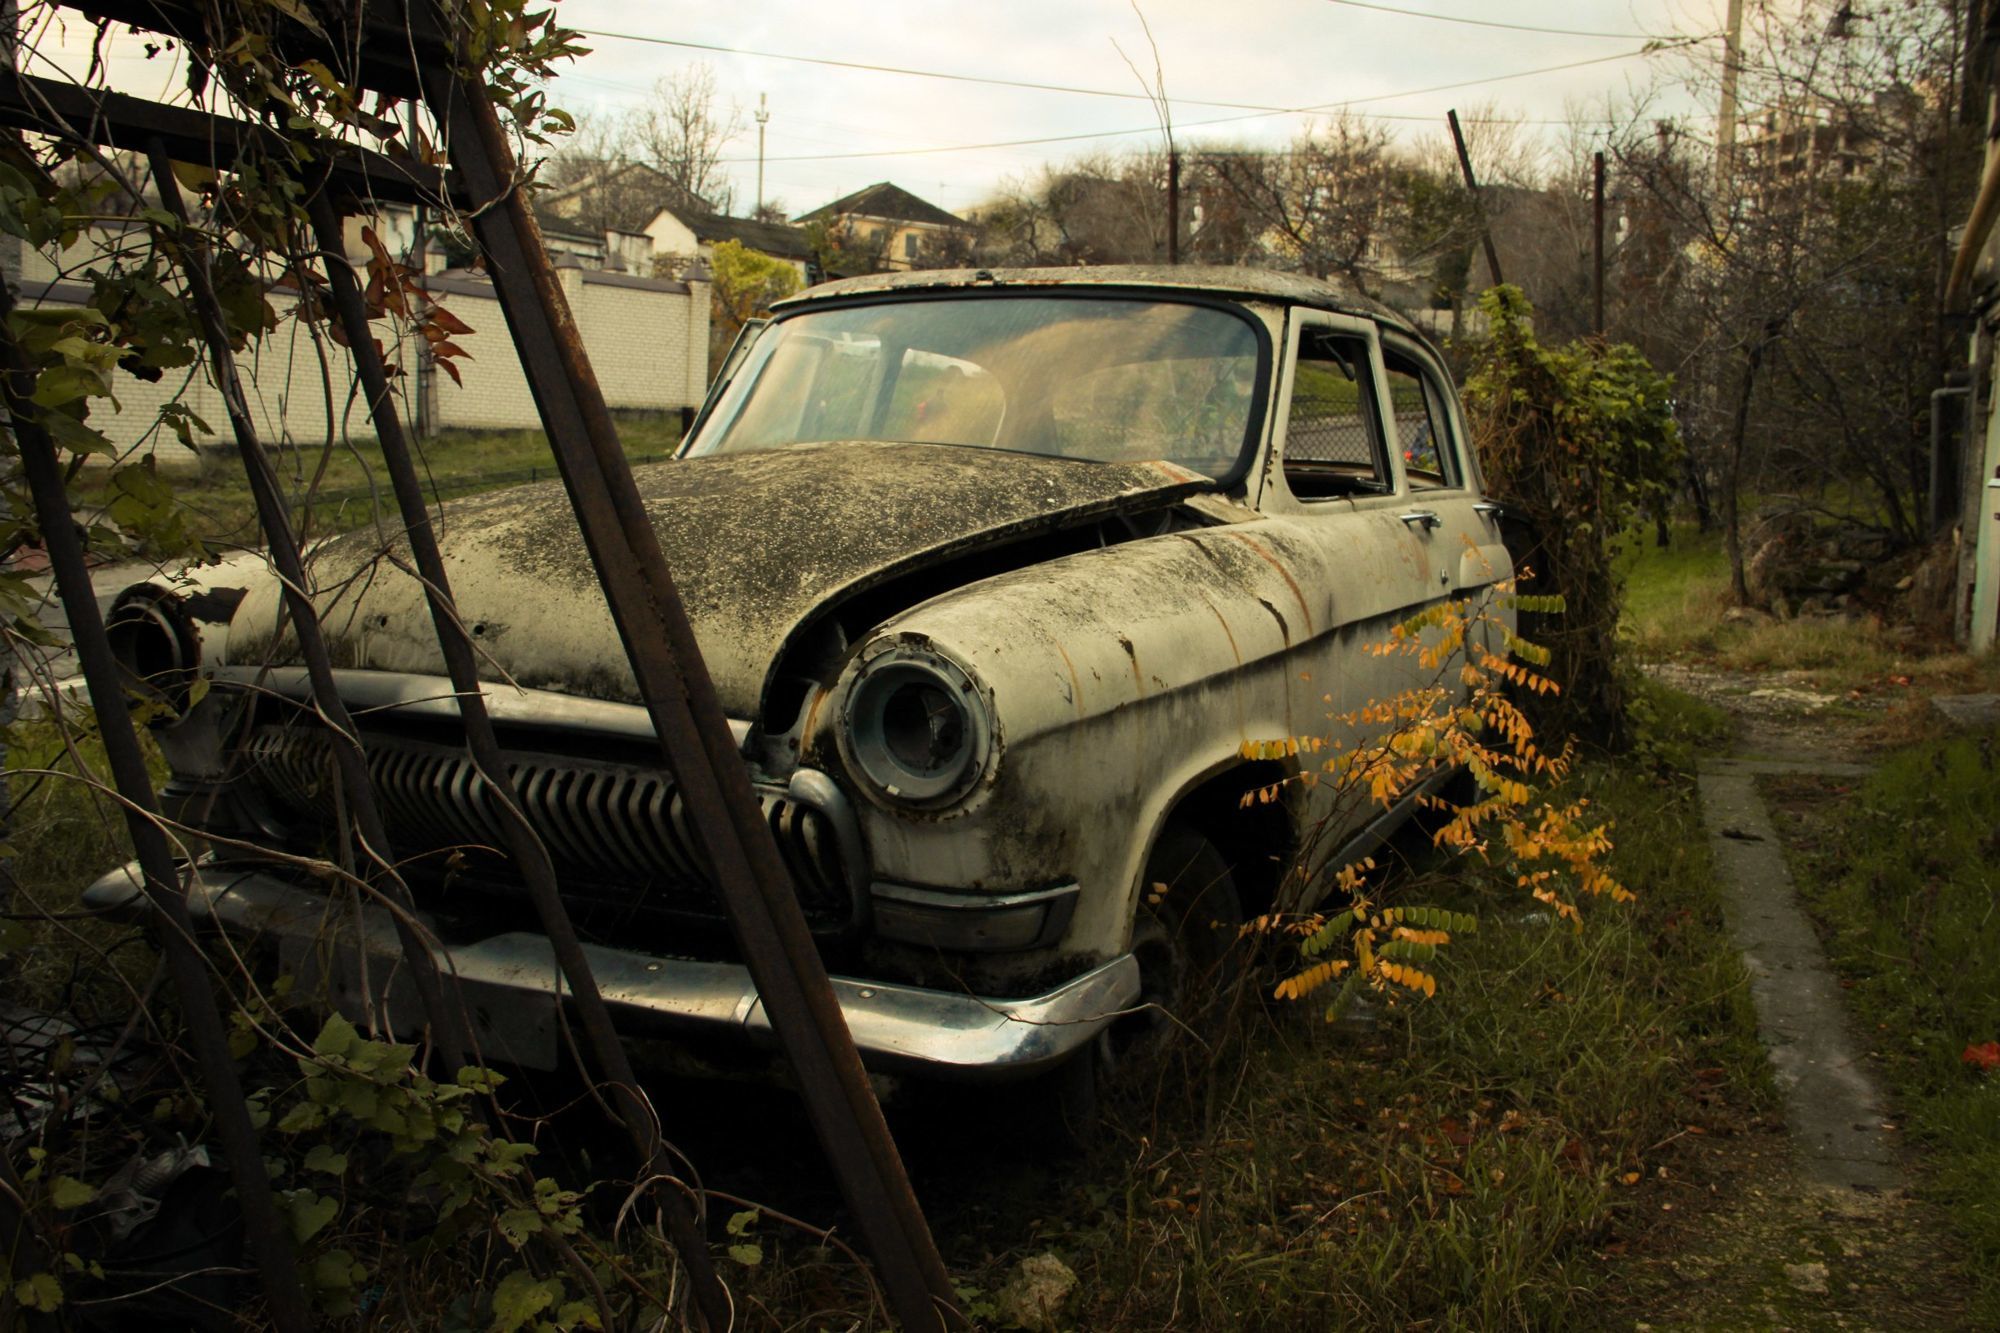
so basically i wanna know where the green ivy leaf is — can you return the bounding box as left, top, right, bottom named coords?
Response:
left=49, top=1176, right=95, bottom=1209
left=13, top=1272, right=63, bottom=1312
left=313, top=1013, right=361, bottom=1061
left=277, top=1101, right=327, bottom=1134
left=288, top=1190, right=339, bottom=1242
left=495, top=1207, right=543, bottom=1248
left=489, top=1270, right=560, bottom=1333
left=303, top=1144, right=348, bottom=1176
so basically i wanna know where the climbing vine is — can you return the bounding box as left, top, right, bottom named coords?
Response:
left=1461, top=284, right=1683, bottom=747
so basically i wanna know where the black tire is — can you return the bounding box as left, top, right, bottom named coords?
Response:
left=1051, top=826, right=1244, bottom=1138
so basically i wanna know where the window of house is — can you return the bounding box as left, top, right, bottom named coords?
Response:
left=1282, top=330, right=1389, bottom=499
left=904, top=232, right=919, bottom=260
left=1381, top=345, right=1461, bottom=490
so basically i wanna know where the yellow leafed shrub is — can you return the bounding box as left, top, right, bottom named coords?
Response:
left=1242, top=573, right=1630, bottom=1019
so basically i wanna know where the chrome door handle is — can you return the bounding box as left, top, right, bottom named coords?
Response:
left=1398, top=510, right=1442, bottom=530
left=1473, top=501, right=1505, bottom=520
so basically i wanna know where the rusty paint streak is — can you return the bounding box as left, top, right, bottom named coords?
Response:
left=1175, top=533, right=1233, bottom=576
left=1222, top=531, right=1315, bottom=636
left=1052, top=640, right=1086, bottom=718
left=1116, top=633, right=1145, bottom=698
left=1197, top=592, right=1241, bottom=666
left=1255, top=596, right=1291, bottom=646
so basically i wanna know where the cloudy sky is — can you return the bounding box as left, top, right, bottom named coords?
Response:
left=26, top=0, right=1736, bottom=218
left=547, top=0, right=1733, bottom=217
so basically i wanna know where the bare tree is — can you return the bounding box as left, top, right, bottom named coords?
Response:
left=541, top=109, right=676, bottom=234
left=628, top=64, right=741, bottom=215
left=1205, top=116, right=1395, bottom=288
left=1613, top=0, right=1976, bottom=596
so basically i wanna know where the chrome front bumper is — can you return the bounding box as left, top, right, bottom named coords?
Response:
left=83, top=861, right=1137, bottom=1079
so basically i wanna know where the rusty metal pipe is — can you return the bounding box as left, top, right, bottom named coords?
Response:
left=142, top=141, right=468, bottom=1070
left=420, top=64, right=957, bottom=1333
left=0, top=285, right=313, bottom=1333
left=1448, top=108, right=1505, bottom=289
left=300, top=187, right=732, bottom=1329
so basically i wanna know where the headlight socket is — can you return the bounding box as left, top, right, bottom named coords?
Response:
left=839, top=644, right=992, bottom=808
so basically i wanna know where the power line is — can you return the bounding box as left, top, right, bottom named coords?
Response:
left=1319, top=0, right=1663, bottom=40
left=572, top=27, right=1299, bottom=114
left=717, top=43, right=1683, bottom=164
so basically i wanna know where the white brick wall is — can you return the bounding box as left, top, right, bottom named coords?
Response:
left=7, top=228, right=709, bottom=457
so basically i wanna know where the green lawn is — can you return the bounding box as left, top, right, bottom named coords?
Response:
left=1616, top=522, right=2000, bottom=695
left=88, top=412, right=689, bottom=549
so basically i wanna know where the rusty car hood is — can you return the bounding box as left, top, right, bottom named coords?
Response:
left=223, top=440, right=1212, bottom=716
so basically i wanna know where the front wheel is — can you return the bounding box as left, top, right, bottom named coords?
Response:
left=1053, top=826, right=1245, bottom=1135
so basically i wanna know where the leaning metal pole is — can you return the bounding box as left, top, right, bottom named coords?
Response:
left=416, top=58, right=957, bottom=1333
left=0, top=285, right=315, bottom=1333
left=301, top=186, right=731, bottom=1330
left=1447, top=108, right=1505, bottom=289
left=142, top=141, right=469, bottom=1071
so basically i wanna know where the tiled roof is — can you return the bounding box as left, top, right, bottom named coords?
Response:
left=797, top=181, right=966, bottom=230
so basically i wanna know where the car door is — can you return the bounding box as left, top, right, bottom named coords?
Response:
left=1257, top=309, right=1445, bottom=767
left=1377, top=331, right=1512, bottom=608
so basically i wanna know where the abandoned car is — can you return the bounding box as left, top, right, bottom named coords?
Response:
left=88, top=265, right=1512, bottom=1087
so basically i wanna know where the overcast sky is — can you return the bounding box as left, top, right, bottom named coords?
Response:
left=549, top=0, right=1733, bottom=217
left=28, top=0, right=1737, bottom=219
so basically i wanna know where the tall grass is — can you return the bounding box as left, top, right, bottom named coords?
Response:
left=887, top=720, right=1766, bottom=1332
left=1, top=717, right=161, bottom=1018
left=1782, top=731, right=2000, bottom=1326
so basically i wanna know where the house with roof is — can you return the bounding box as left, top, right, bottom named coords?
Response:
left=539, top=160, right=693, bottom=237
left=797, top=182, right=973, bottom=272
left=644, top=204, right=816, bottom=282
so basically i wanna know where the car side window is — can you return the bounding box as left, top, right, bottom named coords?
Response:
left=1282, top=330, right=1389, bottom=500
left=1381, top=345, right=1462, bottom=491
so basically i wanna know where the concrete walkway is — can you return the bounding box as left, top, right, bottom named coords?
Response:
left=1697, top=756, right=1901, bottom=1196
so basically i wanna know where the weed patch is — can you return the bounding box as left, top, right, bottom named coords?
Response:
left=755, top=754, right=1764, bottom=1332
left=0, top=716, right=160, bottom=1018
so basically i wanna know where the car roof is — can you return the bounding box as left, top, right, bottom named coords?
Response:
left=776, top=264, right=1417, bottom=332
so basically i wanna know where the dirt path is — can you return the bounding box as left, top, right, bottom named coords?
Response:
left=1604, top=666, right=1972, bottom=1330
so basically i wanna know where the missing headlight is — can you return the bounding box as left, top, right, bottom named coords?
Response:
left=840, top=645, right=992, bottom=808
left=106, top=583, right=201, bottom=721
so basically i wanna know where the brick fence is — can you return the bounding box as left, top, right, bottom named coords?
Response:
left=5, top=234, right=711, bottom=464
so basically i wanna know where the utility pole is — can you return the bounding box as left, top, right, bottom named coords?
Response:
left=1593, top=149, right=1606, bottom=336
left=754, top=92, right=769, bottom=218
left=1167, top=148, right=1181, bottom=264
left=1716, top=0, right=1746, bottom=193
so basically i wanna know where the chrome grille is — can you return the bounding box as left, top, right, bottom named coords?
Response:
left=241, top=726, right=856, bottom=930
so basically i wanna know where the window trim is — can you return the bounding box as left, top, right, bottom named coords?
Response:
left=1267, top=309, right=1397, bottom=509
left=1380, top=332, right=1478, bottom=495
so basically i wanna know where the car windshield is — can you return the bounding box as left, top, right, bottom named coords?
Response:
left=684, top=295, right=1266, bottom=481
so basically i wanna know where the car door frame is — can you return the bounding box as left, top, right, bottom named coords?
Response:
left=1248, top=309, right=1446, bottom=823
left=1376, top=328, right=1512, bottom=601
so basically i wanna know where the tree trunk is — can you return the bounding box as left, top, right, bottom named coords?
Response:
left=1723, top=336, right=1768, bottom=606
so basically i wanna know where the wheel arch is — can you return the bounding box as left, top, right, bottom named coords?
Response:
left=1144, top=756, right=1299, bottom=920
